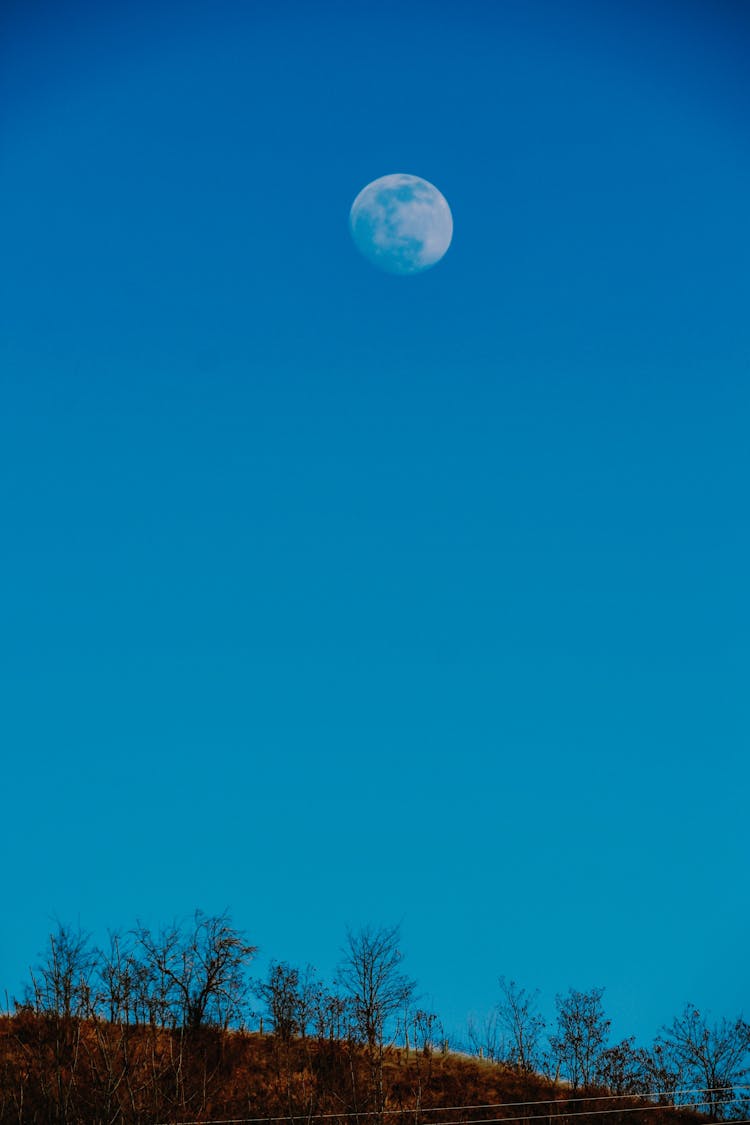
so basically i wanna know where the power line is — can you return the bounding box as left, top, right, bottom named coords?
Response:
left=390, top=1097, right=742, bottom=1125
left=166, top=1087, right=750, bottom=1125
left=384, top=1090, right=750, bottom=1115
left=155, top=1111, right=746, bottom=1125
left=155, top=1094, right=750, bottom=1125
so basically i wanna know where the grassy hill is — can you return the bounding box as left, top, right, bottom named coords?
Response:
left=0, top=1012, right=711, bottom=1125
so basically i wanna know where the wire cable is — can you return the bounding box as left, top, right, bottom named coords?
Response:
left=155, top=1095, right=750, bottom=1125
left=160, top=1086, right=750, bottom=1125
left=386, top=1089, right=750, bottom=1115
left=157, top=1114, right=750, bottom=1125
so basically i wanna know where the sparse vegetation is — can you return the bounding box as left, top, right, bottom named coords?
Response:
left=1, top=913, right=747, bottom=1124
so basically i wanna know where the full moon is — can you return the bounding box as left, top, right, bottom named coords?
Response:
left=349, top=173, right=453, bottom=275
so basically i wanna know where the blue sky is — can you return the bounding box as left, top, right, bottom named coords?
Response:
left=1, top=0, right=748, bottom=1047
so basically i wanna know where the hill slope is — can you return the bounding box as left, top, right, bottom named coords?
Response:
left=0, top=1013, right=711, bottom=1125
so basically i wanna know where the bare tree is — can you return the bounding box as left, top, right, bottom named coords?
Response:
left=253, top=962, right=321, bottom=1042
left=659, top=1005, right=750, bottom=1119
left=133, top=919, right=181, bottom=1027
left=25, top=923, right=96, bottom=1123
left=96, top=930, right=141, bottom=1024
left=406, top=1009, right=443, bottom=1117
left=632, top=1041, right=684, bottom=1104
left=594, top=1036, right=648, bottom=1095
left=295, top=964, right=324, bottom=1040
left=313, top=989, right=353, bottom=1042
left=337, top=924, right=416, bottom=1120
left=134, top=909, right=256, bottom=1030
left=467, top=1009, right=504, bottom=1061
left=496, top=977, right=545, bottom=1073
left=336, top=924, right=416, bottom=1050
left=28, top=923, right=95, bottom=1019
left=411, top=1008, right=442, bottom=1055
left=548, top=987, right=610, bottom=1090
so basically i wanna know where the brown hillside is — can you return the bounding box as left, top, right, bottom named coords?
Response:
left=0, top=1013, right=710, bottom=1125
